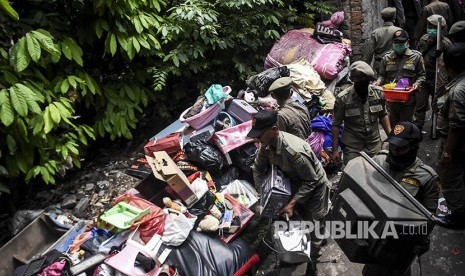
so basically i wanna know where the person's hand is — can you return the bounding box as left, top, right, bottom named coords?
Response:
left=372, top=81, right=380, bottom=86
left=439, top=151, right=452, bottom=167
left=431, top=101, right=439, bottom=113
left=412, top=83, right=419, bottom=90
left=278, top=200, right=296, bottom=219
left=331, top=150, right=341, bottom=163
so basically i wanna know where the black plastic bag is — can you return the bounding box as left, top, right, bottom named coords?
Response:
left=184, top=140, right=226, bottom=175
left=212, top=165, right=240, bottom=191
left=246, top=66, right=290, bottom=97
left=229, top=143, right=258, bottom=173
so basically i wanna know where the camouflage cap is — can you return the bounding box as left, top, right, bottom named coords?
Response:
left=427, top=14, right=446, bottom=27
left=381, top=7, right=396, bottom=19
left=350, top=61, right=375, bottom=80
left=269, top=77, right=292, bottom=92
left=449, top=20, right=465, bottom=35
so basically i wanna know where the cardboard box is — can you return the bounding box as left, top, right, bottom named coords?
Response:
left=146, top=152, right=198, bottom=207
left=260, top=165, right=292, bottom=218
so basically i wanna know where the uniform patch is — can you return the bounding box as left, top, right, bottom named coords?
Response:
left=394, top=125, right=405, bottom=135
left=293, top=152, right=305, bottom=166
left=401, top=178, right=420, bottom=186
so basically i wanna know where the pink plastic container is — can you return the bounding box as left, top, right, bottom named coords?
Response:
left=179, top=86, right=231, bottom=130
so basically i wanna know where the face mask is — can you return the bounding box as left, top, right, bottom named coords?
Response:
left=427, top=28, right=438, bottom=37
left=386, top=145, right=418, bottom=170
left=393, top=43, right=407, bottom=54
left=354, top=80, right=370, bottom=101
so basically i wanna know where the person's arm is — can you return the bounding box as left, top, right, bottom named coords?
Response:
left=363, top=33, right=375, bottom=64
left=420, top=176, right=440, bottom=212
left=252, top=146, right=269, bottom=191
left=413, top=55, right=426, bottom=90
left=380, top=115, right=391, bottom=137
left=413, top=8, right=427, bottom=44
left=375, top=57, right=387, bottom=85
left=440, top=88, right=465, bottom=166
left=331, top=98, right=344, bottom=163
left=279, top=152, right=320, bottom=218
left=392, top=0, right=405, bottom=28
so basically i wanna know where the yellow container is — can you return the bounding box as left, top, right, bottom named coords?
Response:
left=383, top=83, right=396, bottom=89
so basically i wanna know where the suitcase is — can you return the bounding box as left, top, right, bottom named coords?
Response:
left=227, top=99, right=258, bottom=123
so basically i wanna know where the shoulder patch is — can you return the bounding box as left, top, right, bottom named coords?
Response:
left=337, top=87, right=351, bottom=98
left=401, top=177, right=420, bottom=187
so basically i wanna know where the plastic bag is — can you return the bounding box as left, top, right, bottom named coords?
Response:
left=229, top=143, right=258, bottom=173
left=246, top=66, right=290, bottom=97
left=204, top=84, right=227, bottom=105
left=112, top=194, right=165, bottom=243
left=184, top=140, right=226, bottom=175
left=211, top=121, right=254, bottom=154
left=213, top=165, right=240, bottom=190
left=220, top=180, right=259, bottom=208
left=162, top=211, right=197, bottom=246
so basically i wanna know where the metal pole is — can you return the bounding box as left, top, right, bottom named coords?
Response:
left=431, top=17, right=442, bottom=139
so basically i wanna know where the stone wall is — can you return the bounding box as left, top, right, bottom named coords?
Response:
left=327, top=0, right=388, bottom=60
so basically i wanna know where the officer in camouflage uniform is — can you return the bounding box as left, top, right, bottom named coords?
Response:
left=332, top=61, right=391, bottom=165
left=363, top=121, right=439, bottom=276
left=269, top=77, right=312, bottom=140
left=375, top=29, right=426, bottom=128
left=436, top=43, right=465, bottom=229
left=249, top=110, right=330, bottom=275
left=414, top=0, right=453, bottom=42
left=364, top=7, right=402, bottom=74
left=415, top=15, right=451, bottom=130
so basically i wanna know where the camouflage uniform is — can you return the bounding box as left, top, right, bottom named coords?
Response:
left=332, top=85, right=388, bottom=164
left=377, top=48, right=426, bottom=127
left=277, top=99, right=312, bottom=140
left=364, top=22, right=402, bottom=73
left=373, top=152, right=439, bottom=211
left=415, top=34, right=451, bottom=128
left=253, top=131, right=330, bottom=219
left=436, top=71, right=465, bottom=214
left=414, top=1, right=454, bottom=41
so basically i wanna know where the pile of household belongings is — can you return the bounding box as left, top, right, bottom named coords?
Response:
left=10, top=13, right=351, bottom=275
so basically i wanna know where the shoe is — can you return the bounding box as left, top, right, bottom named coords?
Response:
left=434, top=212, right=465, bottom=230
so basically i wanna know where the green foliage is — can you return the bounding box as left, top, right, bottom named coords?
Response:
left=0, top=0, right=331, bottom=189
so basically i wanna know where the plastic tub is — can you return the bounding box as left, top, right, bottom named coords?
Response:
left=383, top=87, right=415, bottom=103
left=180, top=86, right=231, bottom=130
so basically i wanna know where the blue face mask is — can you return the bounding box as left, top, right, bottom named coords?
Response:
left=427, top=28, right=438, bottom=37
left=393, top=42, right=407, bottom=54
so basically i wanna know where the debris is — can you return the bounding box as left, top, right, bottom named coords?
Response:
left=61, top=195, right=78, bottom=209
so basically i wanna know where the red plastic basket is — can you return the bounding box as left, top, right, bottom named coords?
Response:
left=383, top=87, right=415, bottom=103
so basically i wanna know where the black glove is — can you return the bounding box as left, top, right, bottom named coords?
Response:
left=435, top=49, right=443, bottom=58
left=413, top=236, right=430, bottom=256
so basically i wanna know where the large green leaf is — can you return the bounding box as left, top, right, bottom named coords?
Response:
left=31, top=30, right=59, bottom=55
left=0, top=0, right=19, bottom=20
left=43, top=107, right=54, bottom=134
left=0, top=90, right=14, bottom=127
left=6, top=134, right=17, bottom=154
left=15, top=38, right=31, bottom=72
left=10, top=86, right=28, bottom=117
left=16, top=84, right=42, bottom=114
left=64, top=38, right=83, bottom=66
left=49, top=103, right=61, bottom=124
left=109, top=34, right=117, bottom=56
left=26, top=33, right=41, bottom=62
